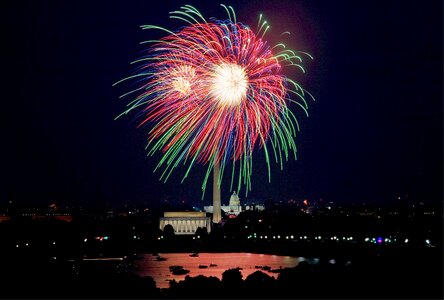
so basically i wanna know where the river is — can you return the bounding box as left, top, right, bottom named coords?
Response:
left=134, top=252, right=301, bottom=289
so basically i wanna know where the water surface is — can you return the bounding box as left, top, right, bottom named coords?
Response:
left=135, top=252, right=300, bottom=289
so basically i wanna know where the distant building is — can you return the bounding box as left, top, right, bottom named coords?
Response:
left=159, top=211, right=211, bottom=235
left=31, top=213, right=73, bottom=222
left=0, top=214, right=11, bottom=222
left=204, top=191, right=264, bottom=218
left=204, top=191, right=242, bottom=217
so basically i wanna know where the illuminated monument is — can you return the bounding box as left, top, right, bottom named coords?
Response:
left=204, top=191, right=242, bottom=218
left=159, top=212, right=211, bottom=235
left=212, top=163, right=222, bottom=223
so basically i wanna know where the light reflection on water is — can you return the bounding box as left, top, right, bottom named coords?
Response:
left=134, top=253, right=300, bottom=289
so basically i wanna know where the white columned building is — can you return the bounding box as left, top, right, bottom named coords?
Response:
left=159, top=211, right=211, bottom=235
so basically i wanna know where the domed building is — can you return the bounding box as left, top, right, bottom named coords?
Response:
left=204, top=191, right=242, bottom=218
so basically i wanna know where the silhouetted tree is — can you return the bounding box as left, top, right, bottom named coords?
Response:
left=168, top=275, right=221, bottom=298
left=221, top=268, right=244, bottom=295
left=163, top=224, right=175, bottom=239
left=244, top=270, right=278, bottom=298
left=195, top=227, right=208, bottom=239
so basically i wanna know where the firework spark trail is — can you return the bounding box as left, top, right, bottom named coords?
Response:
left=115, top=4, right=314, bottom=197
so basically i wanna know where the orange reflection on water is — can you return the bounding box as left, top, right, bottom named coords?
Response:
left=135, top=253, right=300, bottom=289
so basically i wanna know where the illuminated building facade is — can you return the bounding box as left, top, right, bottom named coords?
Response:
left=159, top=211, right=211, bottom=235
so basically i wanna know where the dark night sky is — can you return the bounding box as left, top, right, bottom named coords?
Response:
left=3, top=0, right=442, bottom=208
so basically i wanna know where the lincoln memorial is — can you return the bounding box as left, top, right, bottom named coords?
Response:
left=159, top=211, right=211, bottom=235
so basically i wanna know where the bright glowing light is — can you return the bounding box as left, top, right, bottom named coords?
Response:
left=290, top=235, right=294, bottom=239
left=405, top=238, right=409, bottom=243
left=170, top=65, right=196, bottom=96
left=365, top=238, right=369, bottom=242
left=425, top=239, right=430, bottom=244
left=115, top=4, right=314, bottom=196
left=210, top=63, right=248, bottom=107
left=84, top=238, right=88, bottom=242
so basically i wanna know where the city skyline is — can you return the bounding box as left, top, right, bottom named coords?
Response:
left=4, top=0, right=442, bottom=208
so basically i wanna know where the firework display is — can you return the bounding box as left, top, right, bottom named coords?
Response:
left=115, top=4, right=313, bottom=196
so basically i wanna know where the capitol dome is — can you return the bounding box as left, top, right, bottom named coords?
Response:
left=229, top=191, right=240, bottom=206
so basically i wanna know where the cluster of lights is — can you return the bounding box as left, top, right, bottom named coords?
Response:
left=94, top=236, right=109, bottom=241
left=248, top=234, right=357, bottom=241
left=364, top=237, right=395, bottom=244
